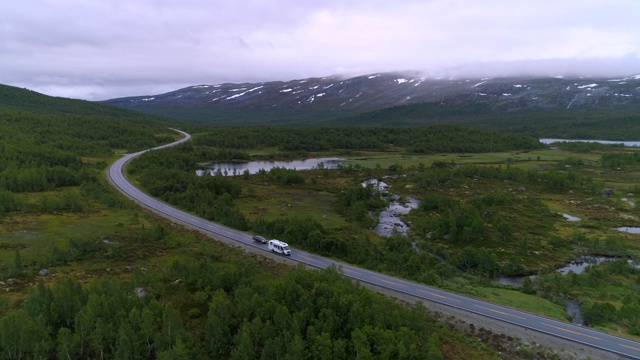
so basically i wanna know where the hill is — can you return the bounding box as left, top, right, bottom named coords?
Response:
left=101, top=73, right=640, bottom=138
left=0, top=83, right=185, bottom=193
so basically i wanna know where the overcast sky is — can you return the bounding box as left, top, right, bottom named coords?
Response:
left=2, top=0, right=639, bottom=100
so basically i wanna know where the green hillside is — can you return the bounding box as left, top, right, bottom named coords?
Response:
left=329, top=101, right=640, bottom=140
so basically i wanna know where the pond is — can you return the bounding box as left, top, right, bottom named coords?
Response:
left=197, top=157, right=345, bottom=176
left=499, top=255, right=629, bottom=325
left=540, top=138, right=640, bottom=147
left=617, top=227, right=640, bottom=234
left=498, top=256, right=620, bottom=287
left=560, top=213, right=581, bottom=222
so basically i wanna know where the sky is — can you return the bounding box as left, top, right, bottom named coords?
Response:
left=1, top=0, right=639, bottom=101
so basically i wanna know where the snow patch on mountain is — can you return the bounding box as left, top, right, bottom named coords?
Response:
left=226, top=86, right=263, bottom=100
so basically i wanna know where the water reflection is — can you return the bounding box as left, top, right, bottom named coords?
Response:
left=617, top=227, right=640, bottom=234
left=560, top=213, right=581, bottom=222
left=197, top=158, right=345, bottom=176
left=540, top=138, right=640, bottom=147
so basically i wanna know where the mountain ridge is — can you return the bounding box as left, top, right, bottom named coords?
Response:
left=100, top=72, right=640, bottom=128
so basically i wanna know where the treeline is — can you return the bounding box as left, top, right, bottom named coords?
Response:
left=0, top=84, right=180, bottom=196
left=601, top=152, right=640, bottom=169
left=554, top=141, right=625, bottom=153
left=331, top=100, right=640, bottom=140
left=192, top=125, right=543, bottom=153
left=0, top=260, right=454, bottom=359
left=404, top=161, right=601, bottom=193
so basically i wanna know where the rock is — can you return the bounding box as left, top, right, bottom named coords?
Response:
left=601, top=188, right=614, bottom=197
left=133, top=287, right=147, bottom=299
left=39, top=269, right=50, bottom=276
left=6, top=279, right=15, bottom=285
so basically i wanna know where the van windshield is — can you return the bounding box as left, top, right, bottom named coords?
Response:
left=283, top=246, right=290, bottom=251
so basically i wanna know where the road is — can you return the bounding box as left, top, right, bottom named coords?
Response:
left=109, top=129, right=640, bottom=359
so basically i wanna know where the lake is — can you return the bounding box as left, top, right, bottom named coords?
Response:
left=540, top=138, right=640, bottom=147
left=197, top=157, right=345, bottom=176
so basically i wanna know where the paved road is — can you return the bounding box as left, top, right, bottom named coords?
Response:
left=109, top=129, right=640, bottom=359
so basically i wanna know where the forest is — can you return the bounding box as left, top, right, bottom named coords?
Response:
left=192, top=125, right=543, bottom=153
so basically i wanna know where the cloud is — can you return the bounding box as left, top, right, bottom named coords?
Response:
left=1, top=0, right=639, bottom=100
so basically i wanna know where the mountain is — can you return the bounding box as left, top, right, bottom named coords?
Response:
left=101, top=72, right=640, bottom=129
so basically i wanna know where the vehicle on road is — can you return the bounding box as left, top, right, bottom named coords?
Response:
left=252, top=235, right=267, bottom=244
left=268, top=239, right=291, bottom=255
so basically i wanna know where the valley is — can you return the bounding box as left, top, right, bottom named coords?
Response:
left=3, top=82, right=640, bottom=359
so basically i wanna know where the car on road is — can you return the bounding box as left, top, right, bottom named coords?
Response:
left=252, top=235, right=267, bottom=244
left=268, top=239, right=291, bottom=256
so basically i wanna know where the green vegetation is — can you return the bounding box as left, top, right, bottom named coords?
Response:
left=0, top=84, right=184, bottom=194
left=332, top=102, right=640, bottom=140
left=3, top=251, right=494, bottom=359
left=129, top=126, right=640, bottom=338
left=192, top=125, right=543, bottom=153
left=5, top=81, right=640, bottom=355
left=0, top=85, right=514, bottom=359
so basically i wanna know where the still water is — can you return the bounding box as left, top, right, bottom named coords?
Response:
left=197, top=158, right=345, bottom=176
left=540, top=138, right=640, bottom=147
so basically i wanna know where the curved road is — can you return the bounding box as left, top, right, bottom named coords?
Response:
left=109, top=129, right=640, bottom=359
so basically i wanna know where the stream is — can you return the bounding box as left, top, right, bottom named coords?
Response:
left=361, top=179, right=420, bottom=237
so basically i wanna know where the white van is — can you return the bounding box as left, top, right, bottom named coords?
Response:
left=268, top=239, right=291, bottom=256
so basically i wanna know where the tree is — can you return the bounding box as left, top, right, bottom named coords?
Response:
left=426, top=335, right=444, bottom=360
left=0, top=310, right=52, bottom=359
left=11, top=250, right=23, bottom=277
left=156, top=337, right=190, bottom=360
left=206, top=290, right=234, bottom=356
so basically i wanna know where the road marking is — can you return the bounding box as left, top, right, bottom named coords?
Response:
left=542, top=323, right=601, bottom=340
left=300, top=255, right=323, bottom=264
left=342, top=268, right=362, bottom=275
left=475, top=305, right=525, bottom=319
left=620, top=343, right=640, bottom=352
left=417, top=289, right=460, bottom=303
left=372, top=277, right=406, bottom=288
